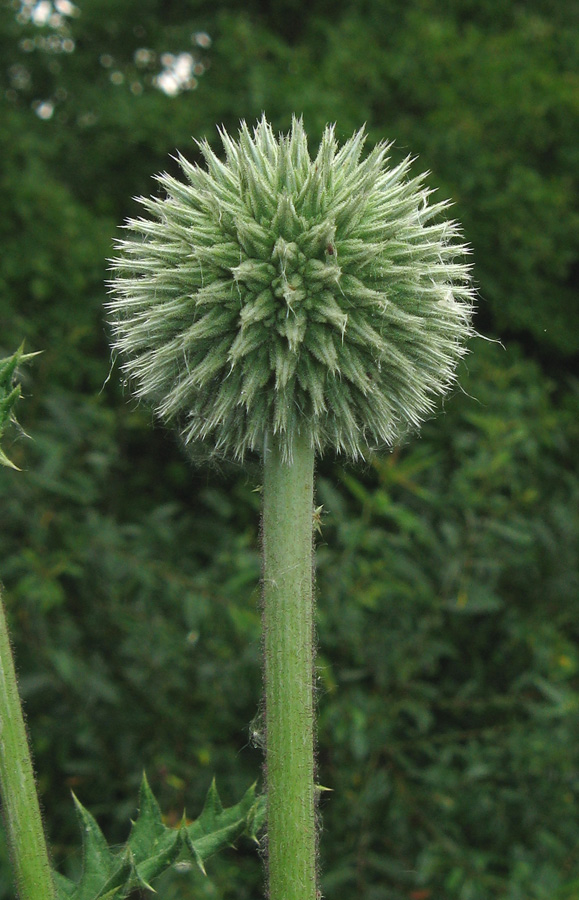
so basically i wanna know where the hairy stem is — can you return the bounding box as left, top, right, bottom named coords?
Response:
left=0, top=585, right=56, bottom=900
left=262, top=430, right=317, bottom=900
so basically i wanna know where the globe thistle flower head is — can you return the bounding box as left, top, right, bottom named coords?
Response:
left=107, top=116, right=474, bottom=463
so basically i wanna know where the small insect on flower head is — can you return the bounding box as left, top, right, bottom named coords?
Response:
left=107, top=116, right=474, bottom=463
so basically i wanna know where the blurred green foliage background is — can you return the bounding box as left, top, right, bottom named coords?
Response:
left=0, top=1, right=578, bottom=898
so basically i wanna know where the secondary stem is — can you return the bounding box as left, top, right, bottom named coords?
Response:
left=0, top=585, right=56, bottom=900
left=262, top=430, right=317, bottom=900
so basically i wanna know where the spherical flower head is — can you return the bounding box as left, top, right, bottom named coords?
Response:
left=107, top=116, right=474, bottom=463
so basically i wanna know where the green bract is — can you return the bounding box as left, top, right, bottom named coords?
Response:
left=107, top=116, right=474, bottom=462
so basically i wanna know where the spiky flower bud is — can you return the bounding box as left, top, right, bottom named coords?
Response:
left=107, top=116, right=474, bottom=462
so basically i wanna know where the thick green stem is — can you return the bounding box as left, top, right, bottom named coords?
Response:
left=0, top=585, right=56, bottom=900
left=262, top=430, right=317, bottom=900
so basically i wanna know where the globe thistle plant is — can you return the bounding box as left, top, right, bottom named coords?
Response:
left=107, top=117, right=475, bottom=900
left=107, top=116, right=474, bottom=464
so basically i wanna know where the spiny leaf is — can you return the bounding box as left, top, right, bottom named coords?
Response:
left=0, top=344, right=39, bottom=469
left=127, top=775, right=183, bottom=888
left=186, top=779, right=259, bottom=868
left=69, top=795, right=123, bottom=900
left=55, top=777, right=264, bottom=900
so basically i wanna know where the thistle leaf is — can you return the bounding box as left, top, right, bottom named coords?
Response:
left=0, top=344, right=39, bottom=470
left=55, top=777, right=264, bottom=900
left=68, top=795, right=123, bottom=900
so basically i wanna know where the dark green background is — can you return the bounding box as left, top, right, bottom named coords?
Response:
left=1, top=1, right=578, bottom=898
